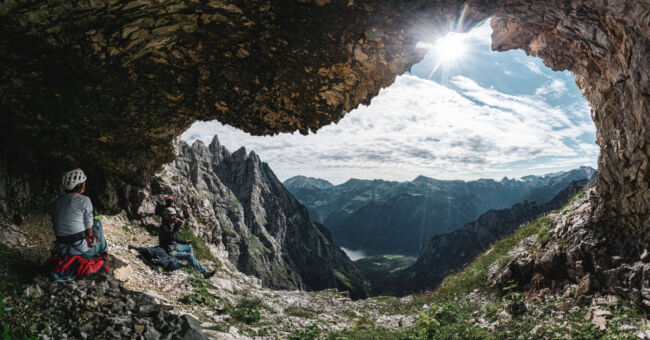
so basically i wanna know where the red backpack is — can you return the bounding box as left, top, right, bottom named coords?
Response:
left=46, top=255, right=109, bottom=281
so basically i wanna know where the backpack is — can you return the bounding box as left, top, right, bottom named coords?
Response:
left=140, top=246, right=182, bottom=272
left=46, top=255, right=109, bottom=282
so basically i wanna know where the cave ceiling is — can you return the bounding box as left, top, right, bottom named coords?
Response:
left=0, top=0, right=648, bottom=231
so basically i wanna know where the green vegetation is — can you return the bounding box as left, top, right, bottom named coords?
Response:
left=290, top=325, right=322, bottom=339
left=285, top=306, right=318, bottom=319
left=180, top=276, right=217, bottom=306
left=562, top=190, right=586, bottom=215
left=568, top=190, right=586, bottom=205
left=230, top=297, right=267, bottom=325
left=431, top=216, right=552, bottom=301
left=355, top=254, right=416, bottom=296
left=222, top=228, right=238, bottom=238
left=0, top=244, right=51, bottom=339
left=328, top=212, right=643, bottom=339
left=335, top=274, right=354, bottom=291
left=178, top=229, right=219, bottom=266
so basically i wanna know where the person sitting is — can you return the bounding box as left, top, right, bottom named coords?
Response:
left=159, top=207, right=215, bottom=279
left=165, top=196, right=190, bottom=220
left=50, top=167, right=108, bottom=257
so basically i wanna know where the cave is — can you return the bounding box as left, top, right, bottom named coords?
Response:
left=0, top=1, right=648, bottom=251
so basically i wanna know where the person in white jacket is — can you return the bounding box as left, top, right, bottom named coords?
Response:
left=50, top=167, right=108, bottom=257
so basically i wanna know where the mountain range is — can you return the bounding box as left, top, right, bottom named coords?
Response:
left=284, top=167, right=596, bottom=255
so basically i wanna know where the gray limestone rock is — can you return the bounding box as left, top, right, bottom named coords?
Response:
left=130, top=136, right=368, bottom=298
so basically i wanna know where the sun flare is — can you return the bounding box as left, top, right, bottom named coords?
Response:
left=435, top=32, right=467, bottom=62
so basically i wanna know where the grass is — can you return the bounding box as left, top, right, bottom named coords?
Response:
left=222, top=229, right=238, bottom=238
left=327, top=207, right=645, bottom=339
left=383, top=255, right=404, bottom=260
left=284, top=306, right=318, bottom=319
left=334, top=273, right=354, bottom=291
left=562, top=190, right=586, bottom=215
left=289, top=325, right=322, bottom=340
left=178, top=228, right=220, bottom=266
left=431, top=215, right=552, bottom=302
left=180, top=275, right=218, bottom=306
left=329, top=289, right=642, bottom=340
left=230, top=297, right=268, bottom=325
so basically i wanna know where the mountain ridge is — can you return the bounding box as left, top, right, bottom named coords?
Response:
left=133, top=135, right=368, bottom=298
left=285, top=166, right=596, bottom=254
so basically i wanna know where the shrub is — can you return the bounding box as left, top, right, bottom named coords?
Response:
left=230, top=298, right=266, bottom=325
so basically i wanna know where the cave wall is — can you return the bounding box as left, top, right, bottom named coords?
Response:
left=1, top=0, right=649, bottom=239
left=488, top=1, right=650, bottom=251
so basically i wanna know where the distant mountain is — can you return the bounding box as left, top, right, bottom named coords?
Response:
left=284, top=166, right=596, bottom=255
left=284, top=176, right=334, bottom=191
left=405, top=178, right=592, bottom=294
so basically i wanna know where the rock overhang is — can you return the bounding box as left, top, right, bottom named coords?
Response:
left=0, top=0, right=648, bottom=233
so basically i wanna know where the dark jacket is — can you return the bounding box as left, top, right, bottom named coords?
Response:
left=159, top=221, right=189, bottom=253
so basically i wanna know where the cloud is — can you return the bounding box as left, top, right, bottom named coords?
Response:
left=523, top=60, right=543, bottom=74
left=183, top=74, right=598, bottom=184
left=535, top=79, right=567, bottom=98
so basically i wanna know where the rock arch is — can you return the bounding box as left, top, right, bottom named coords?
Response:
left=0, top=0, right=648, bottom=238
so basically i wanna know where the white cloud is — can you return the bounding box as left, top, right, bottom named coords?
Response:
left=524, top=60, right=543, bottom=75
left=535, top=78, right=567, bottom=98
left=182, top=74, right=598, bottom=184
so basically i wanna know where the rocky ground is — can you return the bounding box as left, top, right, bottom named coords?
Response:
left=102, top=212, right=418, bottom=339
left=2, top=190, right=650, bottom=339
left=0, top=212, right=416, bottom=339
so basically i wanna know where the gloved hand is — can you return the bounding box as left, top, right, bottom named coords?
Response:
left=86, top=235, right=99, bottom=248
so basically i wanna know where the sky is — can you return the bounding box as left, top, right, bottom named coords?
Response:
left=182, top=21, right=598, bottom=185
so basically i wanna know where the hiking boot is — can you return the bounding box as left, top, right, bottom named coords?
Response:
left=203, top=270, right=216, bottom=279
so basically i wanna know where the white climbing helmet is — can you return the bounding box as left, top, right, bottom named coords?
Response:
left=62, top=167, right=87, bottom=191
left=164, top=207, right=177, bottom=217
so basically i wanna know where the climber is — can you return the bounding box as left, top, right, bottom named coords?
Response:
left=159, top=207, right=215, bottom=279
left=158, top=196, right=190, bottom=226
left=50, top=167, right=108, bottom=257
left=165, top=196, right=189, bottom=218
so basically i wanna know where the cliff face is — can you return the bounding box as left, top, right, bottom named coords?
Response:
left=130, top=137, right=367, bottom=298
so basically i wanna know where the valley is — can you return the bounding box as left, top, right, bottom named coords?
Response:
left=285, top=168, right=595, bottom=256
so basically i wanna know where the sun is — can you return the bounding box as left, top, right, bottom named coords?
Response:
left=434, top=32, right=467, bottom=62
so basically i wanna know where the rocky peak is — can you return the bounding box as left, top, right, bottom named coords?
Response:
left=134, top=137, right=367, bottom=298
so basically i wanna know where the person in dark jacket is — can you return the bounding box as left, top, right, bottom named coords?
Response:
left=159, top=207, right=215, bottom=278
left=165, top=196, right=190, bottom=219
